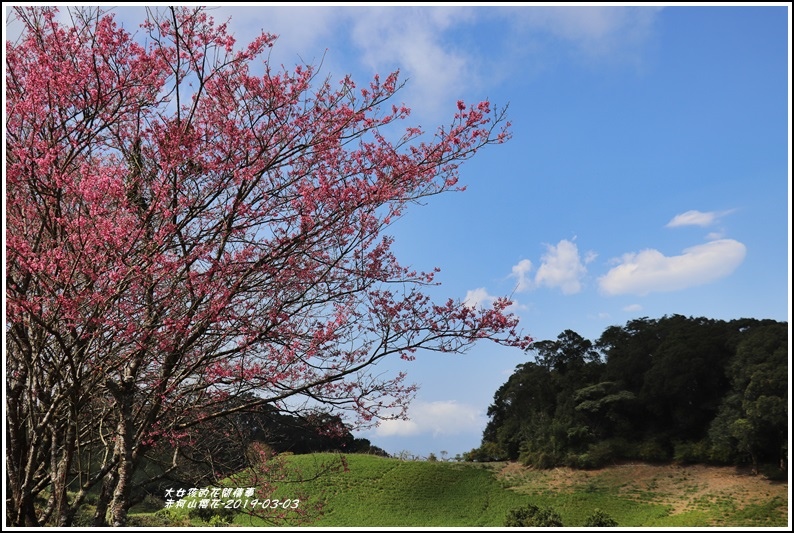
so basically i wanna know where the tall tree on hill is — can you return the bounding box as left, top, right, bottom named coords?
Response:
left=638, top=316, right=733, bottom=443
left=5, top=6, right=531, bottom=526
left=709, top=322, right=788, bottom=473
left=481, top=361, right=556, bottom=461
left=597, top=317, right=659, bottom=396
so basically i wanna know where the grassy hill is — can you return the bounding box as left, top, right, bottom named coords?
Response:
left=147, top=453, right=788, bottom=527
left=261, top=453, right=528, bottom=527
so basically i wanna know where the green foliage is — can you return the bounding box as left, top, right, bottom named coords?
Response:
left=584, top=509, right=618, bottom=527
left=126, top=512, right=184, bottom=527
left=673, top=440, right=712, bottom=464
left=152, top=507, right=192, bottom=526
left=208, top=514, right=231, bottom=527
left=520, top=449, right=557, bottom=470
left=478, top=316, right=788, bottom=471
left=565, top=440, right=619, bottom=469
left=464, top=441, right=508, bottom=462
left=710, top=322, right=789, bottom=471
left=188, top=503, right=238, bottom=524
left=504, top=503, right=563, bottom=527
left=634, top=439, right=671, bottom=463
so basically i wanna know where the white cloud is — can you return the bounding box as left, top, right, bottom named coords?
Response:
left=534, top=239, right=587, bottom=294
left=623, top=304, right=643, bottom=312
left=666, top=209, right=737, bottom=228
left=373, top=401, right=483, bottom=438
left=375, top=418, right=421, bottom=437
left=212, top=6, right=480, bottom=123
left=211, top=6, right=350, bottom=73
left=463, top=287, right=496, bottom=309
left=598, top=239, right=747, bottom=296
left=510, top=259, right=533, bottom=292
left=220, top=6, right=661, bottom=123
left=464, top=287, right=524, bottom=312
left=8, top=6, right=663, bottom=133
left=666, top=209, right=718, bottom=227
left=346, top=7, right=477, bottom=121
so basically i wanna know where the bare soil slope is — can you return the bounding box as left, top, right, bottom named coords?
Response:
left=498, top=461, right=789, bottom=526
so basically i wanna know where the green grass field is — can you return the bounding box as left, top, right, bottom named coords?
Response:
left=144, top=453, right=788, bottom=527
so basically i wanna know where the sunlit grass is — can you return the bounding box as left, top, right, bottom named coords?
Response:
left=133, top=454, right=788, bottom=527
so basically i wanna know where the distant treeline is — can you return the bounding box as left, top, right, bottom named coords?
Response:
left=133, top=398, right=387, bottom=503
left=466, top=315, right=788, bottom=474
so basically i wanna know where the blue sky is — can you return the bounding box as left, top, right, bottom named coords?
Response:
left=5, top=4, right=790, bottom=459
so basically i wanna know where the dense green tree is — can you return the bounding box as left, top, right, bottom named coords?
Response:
left=482, top=362, right=557, bottom=460
left=476, top=316, right=788, bottom=473
left=479, top=330, right=609, bottom=465
left=534, top=329, right=601, bottom=373
left=709, top=322, right=788, bottom=473
left=573, top=381, right=636, bottom=441
left=638, top=315, right=733, bottom=443
left=598, top=318, right=659, bottom=394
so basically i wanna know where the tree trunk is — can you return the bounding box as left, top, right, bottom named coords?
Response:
left=93, top=468, right=118, bottom=526
left=53, top=419, right=77, bottom=526
left=108, top=386, right=136, bottom=527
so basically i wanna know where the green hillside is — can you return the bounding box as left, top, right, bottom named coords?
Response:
left=149, top=453, right=787, bottom=528
left=219, top=453, right=525, bottom=527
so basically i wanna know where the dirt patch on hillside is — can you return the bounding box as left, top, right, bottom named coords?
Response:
left=497, top=461, right=788, bottom=521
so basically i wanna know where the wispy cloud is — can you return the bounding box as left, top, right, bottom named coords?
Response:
left=217, top=6, right=662, bottom=121
left=213, top=6, right=348, bottom=71
left=623, top=304, right=643, bottom=312
left=534, top=239, right=588, bottom=294
left=8, top=5, right=663, bottom=130
left=346, top=7, right=478, bottom=121
left=598, top=239, right=747, bottom=296
left=508, top=6, right=662, bottom=61
left=374, top=401, right=483, bottom=438
left=666, top=209, right=736, bottom=228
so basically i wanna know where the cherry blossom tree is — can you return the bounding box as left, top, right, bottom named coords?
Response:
left=5, top=6, right=531, bottom=526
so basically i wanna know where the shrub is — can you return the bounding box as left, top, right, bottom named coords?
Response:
left=635, top=439, right=670, bottom=462
left=208, top=514, right=231, bottom=527
left=673, top=440, right=711, bottom=464
left=153, top=507, right=192, bottom=526
left=584, top=509, right=618, bottom=527
left=188, top=502, right=238, bottom=524
left=464, top=442, right=508, bottom=462
left=519, top=449, right=558, bottom=469
left=566, top=440, right=617, bottom=469
left=126, top=513, right=176, bottom=527
left=505, top=503, right=563, bottom=527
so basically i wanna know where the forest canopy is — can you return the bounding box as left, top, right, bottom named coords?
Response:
left=467, top=315, right=788, bottom=475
